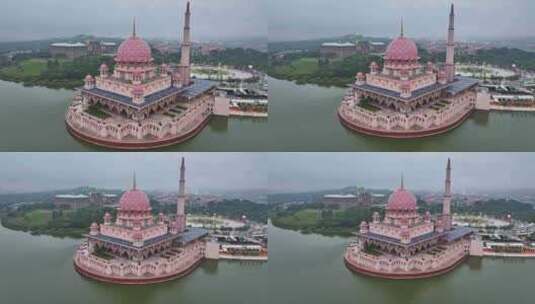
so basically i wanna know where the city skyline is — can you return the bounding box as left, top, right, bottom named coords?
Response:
left=0, top=0, right=266, bottom=42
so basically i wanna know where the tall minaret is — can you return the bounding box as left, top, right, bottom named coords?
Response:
left=445, top=4, right=456, bottom=83
left=442, top=158, right=452, bottom=230
left=176, top=157, right=187, bottom=233
left=178, top=1, right=192, bottom=86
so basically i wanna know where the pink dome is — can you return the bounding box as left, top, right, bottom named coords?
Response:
left=116, top=36, right=152, bottom=63
left=119, top=189, right=151, bottom=211
left=384, top=36, right=419, bottom=61
left=387, top=188, right=417, bottom=211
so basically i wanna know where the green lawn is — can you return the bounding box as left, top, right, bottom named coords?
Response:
left=22, top=210, right=53, bottom=227
left=272, top=57, right=320, bottom=77
left=0, top=59, right=49, bottom=77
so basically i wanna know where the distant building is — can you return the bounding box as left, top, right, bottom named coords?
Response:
left=50, top=40, right=117, bottom=59
left=49, top=43, right=88, bottom=59
left=320, top=43, right=357, bottom=59
left=320, top=41, right=387, bottom=60
left=54, top=192, right=118, bottom=209
left=87, top=41, right=118, bottom=56
left=322, top=191, right=373, bottom=209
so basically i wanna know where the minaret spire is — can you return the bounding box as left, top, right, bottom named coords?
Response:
left=445, top=3, right=456, bottom=82
left=442, top=158, right=452, bottom=230
left=133, top=171, right=137, bottom=190
left=133, top=17, right=137, bottom=38
left=178, top=0, right=192, bottom=86
left=400, top=173, right=404, bottom=190
left=400, top=17, right=404, bottom=37
left=175, top=156, right=187, bottom=234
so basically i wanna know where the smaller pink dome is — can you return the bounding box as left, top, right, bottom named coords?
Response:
left=387, top=188, right=417, bottom=211
left=384, top=36, right=419, bottom=61
left=116, top=36, right=152, bottom=63
left=100, top=63, right=108, bottom=69
left=119, top=189, right=151, bottom=211
left=85, top=75, right=93, bottom=81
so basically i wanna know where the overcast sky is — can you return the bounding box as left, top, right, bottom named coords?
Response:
left=2, top=153, right=535, bottom=195
left=1, top=0, right=266, bottom=42
left=0, top=153, right=268, bottom=194
left=268, top=0, right=535, bottom=41
left=268, top=153, right=535, bottom=193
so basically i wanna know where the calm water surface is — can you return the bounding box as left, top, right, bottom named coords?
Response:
left=269, top=224, right=533, bottom=304
left=3, top=78, right=535, bottom=151
left=0, top=225, right=267, bottom=304
left=269, top=78, right=535, bottom=151
left=0, top=80, right=273, bottom=151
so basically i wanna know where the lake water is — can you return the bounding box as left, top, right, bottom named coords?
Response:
left=268, top=224, right=534, bottom=304
left=0, top=225, right=267, bottom=304
left=1, top=221, right=534, bottom=304
left=268, top=78, right=535, bottom=151
left=3, top=78, right=535, bottom=151
left=0, top=80, right=272, bottom=151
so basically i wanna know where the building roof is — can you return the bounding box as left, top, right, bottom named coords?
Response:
left=116, top=36, right=152, bottom=63
left=355, top=76, right=476, bottom=102
left=87, top=227, right=208, bottom=251
left=446, top=76, right=480, bottom=95
left=82, top=79, right=216, bottom=110
left=55, top=194, right=89, bottom=199
left=180, top=79, right=218, bottom=99
left=324, top=194, right=357, bottom=199
left=322, top=42, right=355, bottom=47
left=118, top=189, right=151, bottom=212
left=364, top=231, right=443, bottom=247
left=51, top=42, right=86, bottom=48
left=443, top=227, right=473, bottom=242
left=387, top=188, right=417, bottom=211
left=384, top=36, right=419, bottom=61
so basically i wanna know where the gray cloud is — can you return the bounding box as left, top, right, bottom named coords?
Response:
left=268, top=0, right=535, bottom=41
left=1, top=0, right=266, bottom=41
left=0, top=153, right=268, bottom=193
left=267, top=153, right=535, bottom=193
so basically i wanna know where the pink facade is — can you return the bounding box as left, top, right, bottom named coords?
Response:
left=66, top=1, right=218, bottom=150
left=344, top=159, right=473, bottom=279
left=74, top=158, right=209, bottom=284
left=338, top=5, right=479, bottom=138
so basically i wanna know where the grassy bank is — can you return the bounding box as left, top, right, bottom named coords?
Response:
left=268, top=53, right=381, bottom=87
left=0, top=207, right=112, bottom=238
left=271, top=207, right=380, bottom=237
left=0, top=55, right=113, bottom=89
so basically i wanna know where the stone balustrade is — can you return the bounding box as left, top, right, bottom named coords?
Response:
left=74, top=241, right=205, bottom=279
left=345, top=238, right=469, bottom=276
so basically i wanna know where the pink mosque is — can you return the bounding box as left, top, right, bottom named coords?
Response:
left=73, top=158, right=209, bottom=284
left=344, top=159, right=474, bottom=279
left=338, top=5, right=479, bottom=138
left=66, top=1, right=218, bottom=149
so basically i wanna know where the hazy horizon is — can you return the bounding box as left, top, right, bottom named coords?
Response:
left=267, top=153, right=535, bottom=194
left=0, top=153, right=269, bottom=194
left=268, top=0, right=535, bottom=42
left=1, top=0, right=267, bottom=42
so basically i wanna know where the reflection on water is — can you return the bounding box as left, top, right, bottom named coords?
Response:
left=472, top=110, right=490, bottom=126
left=268, top=224, right=535, bottom=304
left=0, top=225, right=268, bottom=304
left=0, top=80, right=270, bottom=152
left=467, top=256, right=483, bottom=270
